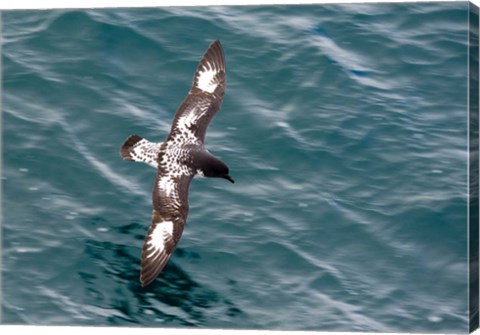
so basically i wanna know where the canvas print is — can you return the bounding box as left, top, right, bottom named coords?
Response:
left=1, top=1, right=479, bottom=333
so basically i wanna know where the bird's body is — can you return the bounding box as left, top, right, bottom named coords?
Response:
left=120, top=40, right=233, bottom=287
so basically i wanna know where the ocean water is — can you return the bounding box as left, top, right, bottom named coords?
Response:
left=1, top=2, right=473, bottom=332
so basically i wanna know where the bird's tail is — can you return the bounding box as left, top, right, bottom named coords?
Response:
left=120, top=134, right=162, bottom=169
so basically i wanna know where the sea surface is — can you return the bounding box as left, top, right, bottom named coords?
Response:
left=1, top=2, right=472, bottom=332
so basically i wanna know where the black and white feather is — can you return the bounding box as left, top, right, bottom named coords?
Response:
left=120, top=40, right=232, bottom=287
left=169, top=39, right=226, bottom=144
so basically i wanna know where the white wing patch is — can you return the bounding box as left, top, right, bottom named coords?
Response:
left=196, top=62, right=218, bottom=93
left=158, top=175, right=177, bottom=197
left=146, top=221, right=174, bottom=259
left=176, top=112, right=200, bottom=140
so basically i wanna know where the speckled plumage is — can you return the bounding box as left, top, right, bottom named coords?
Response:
left=120, top=40, right=233, bottom=287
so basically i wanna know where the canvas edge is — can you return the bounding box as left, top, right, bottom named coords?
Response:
left=0, top=9, right=4, bottom=325
left=0, top=1, right=477, bottom=333
left=469, top=1, right=480, bottom=333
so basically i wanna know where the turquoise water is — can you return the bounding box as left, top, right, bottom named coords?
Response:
left=1, top=2, right=472, bottom=332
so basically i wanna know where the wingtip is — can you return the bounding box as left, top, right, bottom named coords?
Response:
left=140, top=271, right=154, bottom=287
left=204, top=40, right=224, bottom=62
left=209, top=39, right=224, bottom=55
left=192, top=40, right=226, bottom=95
left=140, top=271, right=161, bottom=288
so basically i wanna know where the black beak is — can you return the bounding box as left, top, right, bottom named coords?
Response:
left=224, top=175, right=235, bottom=183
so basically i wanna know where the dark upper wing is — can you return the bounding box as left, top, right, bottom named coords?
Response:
left=168, top=40, right=226, bottom=143
left=140, top=172, right=193, bottom=287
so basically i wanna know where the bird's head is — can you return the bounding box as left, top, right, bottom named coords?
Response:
left=209, top=159, right=234, bottom=184
left=195, top=151, right=234, bottom=183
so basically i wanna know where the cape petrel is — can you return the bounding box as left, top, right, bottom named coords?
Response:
left=120, top=40, right=233, bottom=287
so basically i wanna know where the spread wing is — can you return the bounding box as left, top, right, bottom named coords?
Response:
left=168, top=40, right=226, bottom=143
left=140, top=172, right=193, bottom=287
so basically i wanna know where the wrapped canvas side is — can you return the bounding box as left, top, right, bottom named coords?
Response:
left=469, top=2, right=479, bottom=333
